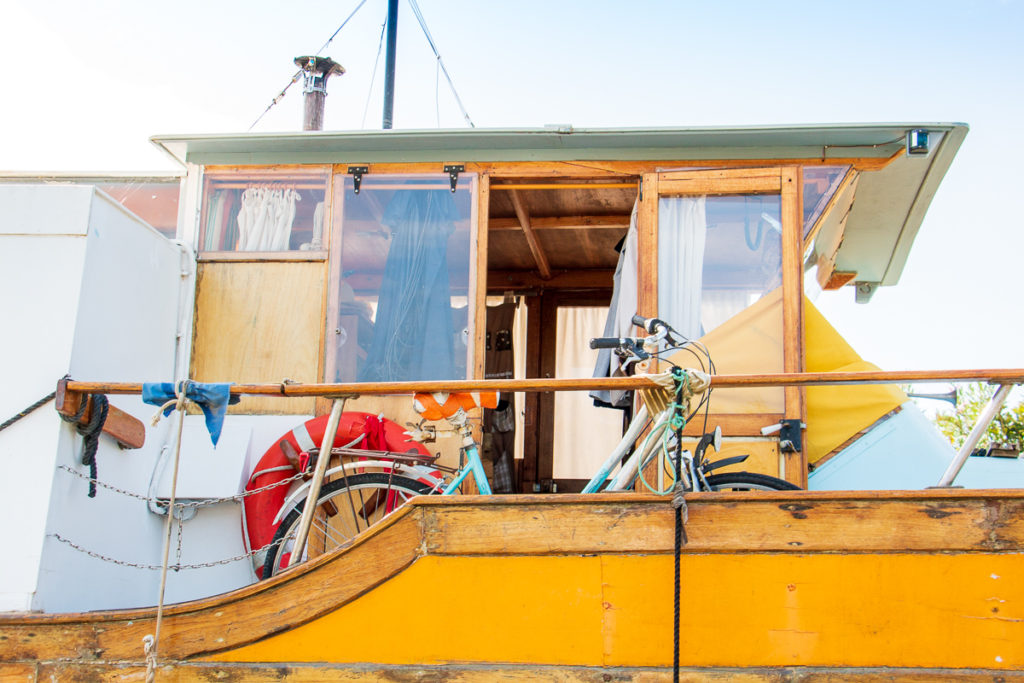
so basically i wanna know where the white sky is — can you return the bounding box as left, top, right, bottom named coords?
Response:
left=2, top=0, right=1022, bottom=376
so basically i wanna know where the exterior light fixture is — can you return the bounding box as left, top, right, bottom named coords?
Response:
left=906, top=129, right=930, bottom=155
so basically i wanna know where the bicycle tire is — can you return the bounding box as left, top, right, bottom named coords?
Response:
left=262, top=472, right=433, bottom=578
left=702, top=472, right=801, bottom=491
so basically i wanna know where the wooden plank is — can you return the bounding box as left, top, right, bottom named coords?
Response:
left=191, top=261, right=325, bottom=414
left=54, top=379, right=145, bottom=449
left=63, top=367, right=1024, bottom=398
left=487, top=268, right=614, bottom=291
left=472, top=175, right=489, bottom=387
left=521, top=295, right=542, bottom=491
left=637, top=173, right=658, bottom=322
left=659, top=175, right=782, bottom=196
left=536, top=294, right=558, bottom=483
left=489, top=215, right=630, bottom=231
left=680, top=412, right=785, bottom=437
left=492, top=183, right=636, bottom=190
left=781, top=167, right=806, bottom=486
left=508, top=189, right=552, bottom=279
left=419, top=493, right=1024, bottom=555
left=26, top=662, right=1024, bottom=682
left=197, top=250, right=329, bottom=262
left=326, top=155, right=902, bottom=178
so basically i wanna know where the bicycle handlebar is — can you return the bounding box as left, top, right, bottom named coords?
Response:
left=589, top=337, right=631, bottom=350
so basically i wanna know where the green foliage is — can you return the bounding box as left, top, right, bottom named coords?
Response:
left=932, top=384, right=1024, bottom=450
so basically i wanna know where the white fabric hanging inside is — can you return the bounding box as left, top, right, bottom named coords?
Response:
left=657, top=196, right=707, bottom=339
left=237, top=187, right=300, bottom=251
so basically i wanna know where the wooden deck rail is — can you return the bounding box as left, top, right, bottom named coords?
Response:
left=63, top=368, right=1024, bottom=398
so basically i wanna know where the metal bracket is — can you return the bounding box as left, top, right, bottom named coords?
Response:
left=348, top=166, right=368, bottom=194
left=778, top=419, right=804, bottom=453
left=443, top=164, right=465, bottom=193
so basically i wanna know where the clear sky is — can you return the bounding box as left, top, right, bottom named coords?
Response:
left=2, top=0, right=1022, bottom=377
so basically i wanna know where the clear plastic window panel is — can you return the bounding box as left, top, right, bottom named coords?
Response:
left=802, top=166, right=850, bottom=237
left=658, top=194, right=784, bottom=412
left=330, top=175, right=473, bottom=382
left=200, top=171, right=329, bottom=252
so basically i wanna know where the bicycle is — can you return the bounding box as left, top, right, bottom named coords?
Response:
left=261, top=314, right=799, bottom=577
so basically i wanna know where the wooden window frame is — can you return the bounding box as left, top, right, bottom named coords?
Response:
left=197, top=164, right=333, bottom=259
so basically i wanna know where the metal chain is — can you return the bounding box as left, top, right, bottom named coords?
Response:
left=50, top=533, right=287, bottom=571
left=57, top=465, right=307, bottom=509
left=175, top=516, right=184, bottom=569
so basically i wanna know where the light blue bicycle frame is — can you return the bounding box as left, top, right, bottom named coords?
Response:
left=441, top=442, right=492, bottom=495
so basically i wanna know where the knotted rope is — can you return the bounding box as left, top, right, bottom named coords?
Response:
left=671, top=367, right=691, bottom=683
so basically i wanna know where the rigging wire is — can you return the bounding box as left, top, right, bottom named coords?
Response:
left=361, top=17, right=389, bottom=129
left=248, top=0, right=370, bottom=131
left=405, top=0, right=475, bottom=127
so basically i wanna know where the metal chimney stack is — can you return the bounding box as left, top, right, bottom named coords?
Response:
left=294, top=56, right=345, bottom=131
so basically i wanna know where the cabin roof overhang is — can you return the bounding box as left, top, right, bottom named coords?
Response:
left=151, top=123, right=967, bottom=291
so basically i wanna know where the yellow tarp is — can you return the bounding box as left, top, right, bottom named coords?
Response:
left=667, top=290, right=905, bottom=464
left=803, top=299, right=905, bottom=464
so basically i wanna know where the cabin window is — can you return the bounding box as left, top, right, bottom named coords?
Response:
left=199, top=168, right=330, bottom=254
left=325, top=174, right=476, bottom=383
left=658, top=194, right=782, bottom=337
left=803, top=165, right=850, bottom=237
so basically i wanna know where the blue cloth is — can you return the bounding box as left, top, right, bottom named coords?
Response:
left=142, top=382, right=239, bottom=446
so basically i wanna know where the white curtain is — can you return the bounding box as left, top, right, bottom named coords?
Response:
left=658, top=196, right=707, bottom=339
left=236, top=187, right=300, bottom=251
left=590, top=200, right=639, bottom=407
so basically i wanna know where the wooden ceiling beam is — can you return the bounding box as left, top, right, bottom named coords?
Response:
left=488, top=269, right=614, bottom=291
left=489, top=215, right=629, bottom=231
left=508, top=189, right=552, bottom=280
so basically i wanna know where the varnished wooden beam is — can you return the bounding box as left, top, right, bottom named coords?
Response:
left=487, top=269, right=614, bottom=291
left=63, top=368, right=1024, bottom=399
left=508, top=189, right=552, bottom=280
left=55, top=378, right=145, bottom=449
left=489, top=215, right=629, bottom=231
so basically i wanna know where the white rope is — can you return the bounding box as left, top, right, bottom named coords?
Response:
left=144, top=382, right=189, bottom=679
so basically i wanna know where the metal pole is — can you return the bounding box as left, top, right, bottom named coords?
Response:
left=936, top=384, right=1013, bottom=487
left=382, top=0, right=399, bottom=129
left=287, top=397, right=348, bottom=568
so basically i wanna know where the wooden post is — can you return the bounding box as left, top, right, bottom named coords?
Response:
left=781, top=167, right=806, bottom=487
left=288, top=396, right=348, bottom=568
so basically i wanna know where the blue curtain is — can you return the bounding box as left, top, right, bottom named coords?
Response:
left=358, top=189, right=460, bottom=382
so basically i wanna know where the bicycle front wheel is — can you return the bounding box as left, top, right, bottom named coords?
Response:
left=262, top=472, right=433, bottom=578
left=702, top=472, right=800, bottom=491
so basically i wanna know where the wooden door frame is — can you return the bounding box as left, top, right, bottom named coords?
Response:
left=638, top=167, right=807, bottom=486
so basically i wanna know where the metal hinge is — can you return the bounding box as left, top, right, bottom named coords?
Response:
left=443, top=164, right=465, bottom=193
left=348, top=166, right=368, bottom=194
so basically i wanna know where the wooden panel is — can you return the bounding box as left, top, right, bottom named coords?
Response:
left=192, top=261, right=325, bottom=414
left=488, top=268, right=614, bottom=291
left=781, top=167, right=806, bottom=486
left=658, top=167, right=783, bottom=196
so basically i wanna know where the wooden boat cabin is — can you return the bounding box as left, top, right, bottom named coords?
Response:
left=4, top=123, right=1024, bottom=680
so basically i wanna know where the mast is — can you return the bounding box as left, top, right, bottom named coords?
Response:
left=382, top=0, right=399, bottom=129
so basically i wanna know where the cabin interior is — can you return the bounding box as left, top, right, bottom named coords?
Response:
left=143, top=125, right=966, bottom=493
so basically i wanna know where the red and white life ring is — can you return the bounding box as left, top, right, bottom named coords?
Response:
left=243, top=412, right=432, bottom=575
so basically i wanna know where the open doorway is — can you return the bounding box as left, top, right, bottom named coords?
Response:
left=484, top=177, right=637, bottom=492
